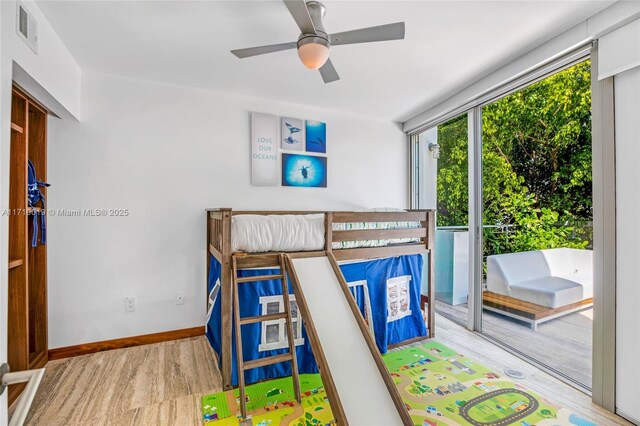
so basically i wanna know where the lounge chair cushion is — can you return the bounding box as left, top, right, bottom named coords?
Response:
left=509, top=277, right=586, bottom=309
left=486, top=248, right=593, bottom=308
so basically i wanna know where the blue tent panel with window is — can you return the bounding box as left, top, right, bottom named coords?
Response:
left=205, top=254, right=426, bottom=386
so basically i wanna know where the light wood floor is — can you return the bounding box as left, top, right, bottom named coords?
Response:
left=436, top=300, right=593, bottom=387
left=18, top=315, right=627, bottom=425
left=433, top=315, right=626, bottom=425
left=21, top=336, right=222, bottom=425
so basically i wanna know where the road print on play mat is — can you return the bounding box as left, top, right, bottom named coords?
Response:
left=201, top=341, right=596, bottom=425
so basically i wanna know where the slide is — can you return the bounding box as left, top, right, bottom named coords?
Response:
left=290, top=256, right=407, bottom=426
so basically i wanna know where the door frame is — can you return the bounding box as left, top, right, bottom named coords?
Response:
left=590, top=41, right=617, bottom=412
left=467, top=107, right=483, bottom=332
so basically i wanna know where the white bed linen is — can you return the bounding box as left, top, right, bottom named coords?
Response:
left=231, top=214, right=325, bottom=253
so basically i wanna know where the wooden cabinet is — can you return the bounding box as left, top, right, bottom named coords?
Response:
left=8, top=87, right=48, bottom=405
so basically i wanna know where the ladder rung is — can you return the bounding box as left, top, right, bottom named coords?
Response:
left=237, top=274, right=284, bottom=283
left=240, top=312, right=287, bottom=325
left=244, top=353, right=293, bottom=370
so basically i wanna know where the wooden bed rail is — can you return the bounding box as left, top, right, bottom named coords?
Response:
left=206, top=208, right=436, bottom=390
left=327, top=210, right=432, bottom=262
left=331, top=210, right=429, bottom=223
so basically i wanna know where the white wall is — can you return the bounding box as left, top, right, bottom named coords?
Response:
left=46, top=70, right=407, bottom=348
left=1, top=0, right=81, bottom=119
left=1, top=1, right=81, bottom=422
left=614, top=65, right=640, bottom=425
left=598, top=18, right=640, bottom=79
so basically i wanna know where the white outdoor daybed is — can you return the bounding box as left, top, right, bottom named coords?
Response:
left=485, top=248, right=593, bottom=329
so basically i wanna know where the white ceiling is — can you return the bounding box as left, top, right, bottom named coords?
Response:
left=36, top=1, right=613, bottom=122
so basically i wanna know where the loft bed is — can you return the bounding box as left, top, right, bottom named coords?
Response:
left=206, top=208, right=436, bottom=391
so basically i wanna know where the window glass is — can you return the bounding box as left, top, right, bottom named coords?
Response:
left=284, top=323, right=300, bottom=341
left=259, top=295, right=304, bottom=351
left=480, top=60, right=593, bottom=388
left=266, top=301, right=280, bottom=315
left=265, top=324, right=279, bottom=343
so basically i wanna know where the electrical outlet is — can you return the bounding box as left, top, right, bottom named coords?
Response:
left=175, top=292, right=184, bottom=305
left=125, top=297, right=136, bottom=312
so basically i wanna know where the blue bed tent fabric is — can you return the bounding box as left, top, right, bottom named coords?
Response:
left=339, top=254, right=426, bottom=353
left=206, top=254, right=426, bottom=386
left=206, top=260, right=319, bottom=387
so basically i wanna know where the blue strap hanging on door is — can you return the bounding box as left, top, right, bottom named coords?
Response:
left=27, top=160, right=50, bottom=247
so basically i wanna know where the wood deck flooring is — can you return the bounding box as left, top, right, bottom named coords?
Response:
left=436, top=300, right=593, bottom=388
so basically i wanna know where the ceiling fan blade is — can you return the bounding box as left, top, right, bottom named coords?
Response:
left=330, top=22, right=405, bottom=46
left=319, top=59, right=340, bottom=83
left=231, top=41, right=297, bottom=58
left=283, top=0, right=316, bottom=34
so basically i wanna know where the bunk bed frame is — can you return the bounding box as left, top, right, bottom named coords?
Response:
left=206, top=208, right=436, bottom=391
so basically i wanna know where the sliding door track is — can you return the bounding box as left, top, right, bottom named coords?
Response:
left=475, top=332, right=592, bottom=395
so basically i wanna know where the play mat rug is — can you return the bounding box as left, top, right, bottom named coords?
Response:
left=201, top=342, right=596, bottom=426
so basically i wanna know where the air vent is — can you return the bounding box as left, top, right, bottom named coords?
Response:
left=16, top=1, right=38, bottom=53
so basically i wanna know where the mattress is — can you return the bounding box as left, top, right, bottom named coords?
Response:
left=231, top=214, right=325, bottom=253
left=231, top=212, right=421, bottom=253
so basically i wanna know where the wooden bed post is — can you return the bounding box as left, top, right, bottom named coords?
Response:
left=206, top=213, right=211, bottom=310
left=219, top=208, right=233, bottom=390
left=324, top=212, right=333, bottom=253
left=427, top=210, right=436, bottom=338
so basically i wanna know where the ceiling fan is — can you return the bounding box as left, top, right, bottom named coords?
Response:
left=230, top=0, right=405, bottom=83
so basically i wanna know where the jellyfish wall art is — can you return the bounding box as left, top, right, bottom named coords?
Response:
left=281, top=154, right=327, bottom=188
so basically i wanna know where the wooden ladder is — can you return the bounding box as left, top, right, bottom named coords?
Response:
left=231, top=253, right=301, bottom=419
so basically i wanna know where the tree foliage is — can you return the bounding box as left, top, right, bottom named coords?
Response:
left=436, top=60, right=592, bottom=255
left=436, top=114, right=469, bottom=227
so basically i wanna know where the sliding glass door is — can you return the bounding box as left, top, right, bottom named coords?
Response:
left=415, top=114, right=472, bottom=329
left=413, top=58, right=593, bottom=391
left=480, top=60, right=593, bottom=389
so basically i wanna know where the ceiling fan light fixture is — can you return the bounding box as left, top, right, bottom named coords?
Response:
left=297, top=36, right=330, bottom=70
left=230, top=1, right=406, bottom=83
